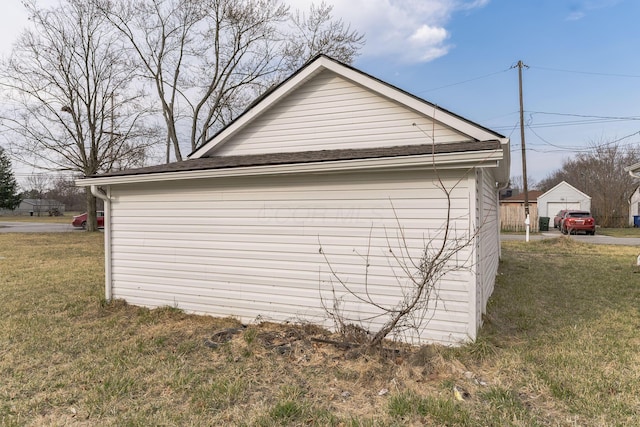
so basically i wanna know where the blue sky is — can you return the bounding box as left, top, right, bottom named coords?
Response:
left=2, top=0, right=640, bottom=184
left=341, top=0, right=640, bottom=183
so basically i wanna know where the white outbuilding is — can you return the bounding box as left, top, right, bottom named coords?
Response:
left=628, top=186, right=640, bottom=226
left=77, top=55, right=510, bottom=346
left=537, top=181, right=591, bottom=219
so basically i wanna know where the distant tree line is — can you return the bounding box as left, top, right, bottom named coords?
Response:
left=20, top=175, right=90, bottom=213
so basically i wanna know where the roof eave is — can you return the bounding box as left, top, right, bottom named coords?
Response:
left=625, top=162, right=640, bottom=178
left=77, top=149, right=504, bottom=187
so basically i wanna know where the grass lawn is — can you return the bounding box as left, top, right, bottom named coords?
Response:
left=0, top=213, right=81, bottom=224
left=596, top=227, right=640, bottom=237
left=504, top=227, right=640, bottom=238
left=1, top=234, right=639, bottom=425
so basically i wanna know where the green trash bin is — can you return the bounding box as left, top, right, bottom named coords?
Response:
left=539, top=216, right=550, bottom=232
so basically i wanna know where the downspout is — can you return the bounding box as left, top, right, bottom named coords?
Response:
left=91, top=185, right=112, bottom=302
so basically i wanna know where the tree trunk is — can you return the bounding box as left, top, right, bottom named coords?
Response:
left=85, top=187, right=98, bottom=232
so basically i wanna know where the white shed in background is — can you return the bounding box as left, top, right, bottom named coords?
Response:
left=76, top=55, right=510, bottom=346
left=629, top=186, right=640, bottom=226
left=537, top=181, right=591, bottom=219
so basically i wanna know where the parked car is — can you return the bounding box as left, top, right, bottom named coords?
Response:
left=560, top=210, right=595, bottom=235
left=553, top=209, right=568, bottom=228
left=72, top=211, right=104, bottom=229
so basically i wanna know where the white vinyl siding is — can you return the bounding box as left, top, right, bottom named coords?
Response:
left=477, top=169, right=499, bottom=333
left=629, top=188, right=640, bottom=226
left=108, top=169, right=475, bottom=345
left=211, top=70, right=472, bottom=157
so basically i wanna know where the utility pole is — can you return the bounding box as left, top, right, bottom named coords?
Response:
left=516, top=60, right=530, bottom=241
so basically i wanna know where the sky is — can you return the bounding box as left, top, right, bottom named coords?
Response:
left=2, top=0, right=640, bottom=186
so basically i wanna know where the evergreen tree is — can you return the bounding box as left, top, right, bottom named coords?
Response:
left=0, top=147, right=21, bottom=210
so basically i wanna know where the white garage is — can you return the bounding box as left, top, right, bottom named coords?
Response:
left=538, top=181, right=591, bottom=219
left=77, top=55, right=510, bottom=346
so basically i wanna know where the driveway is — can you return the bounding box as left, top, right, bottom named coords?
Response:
left=0, top=222, right=80, bottom=233
left=501, top=228, right=640, bottom=246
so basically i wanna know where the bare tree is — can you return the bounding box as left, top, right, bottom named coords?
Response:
left=319, top=212, right=477, bottom=348
left=23, top=174, right=51, bottom=216
left=24, top=174, right=50, bottom=198
left=508, top=174, right=538, bottom=195
left=283, top=1, right=364, bottom=72
left=0, top=0, right=160, bottom=230
left=97, top=0, right=365, bottom=161
left=46, top=175, right=87, bottom=212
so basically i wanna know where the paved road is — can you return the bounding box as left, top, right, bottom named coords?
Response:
left=1, top=222, right=639, bottom=245
left=0, top=222, right=80, bottom=233
left=501, top=228, right=640, bottom=246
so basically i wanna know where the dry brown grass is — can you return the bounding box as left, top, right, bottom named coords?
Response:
left=1, top=234, right=639, bottom=425
left=0, top=213, right=80, bottom=224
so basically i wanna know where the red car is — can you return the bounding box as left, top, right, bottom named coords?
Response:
left=553, top=209, right=568, bottom=229
left=560, top=210, right=595, bottom=235
left=71, top=211, right=104, bottom=229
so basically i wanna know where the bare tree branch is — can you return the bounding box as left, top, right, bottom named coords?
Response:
left=0, top=0, right=160, bottom=230
left=97, top=0, right=364, bottom=161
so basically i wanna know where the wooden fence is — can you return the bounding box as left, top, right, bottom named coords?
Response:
left=500, top=203, right=540, bottom=232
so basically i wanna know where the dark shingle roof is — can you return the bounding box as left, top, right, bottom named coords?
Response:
left=501, top=190, right=543, bottom=203
left=88, top=140, right=502, bottom=179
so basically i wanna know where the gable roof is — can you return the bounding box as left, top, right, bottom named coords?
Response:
left=500, top=190, right=543, bottom=203
left=77, top=55, right=510, bottom=187
left=189, top=55, right=507, bottom=159
left=538, top=180, right=590, bottom=200
left=21, top=199, right=63, bottom=206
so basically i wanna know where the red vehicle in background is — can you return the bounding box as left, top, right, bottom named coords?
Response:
left=71, top=211, right=104, bottom=229
left=553, top=209, right=568, bottom=229
left=560, top=210, right=595, bottom=235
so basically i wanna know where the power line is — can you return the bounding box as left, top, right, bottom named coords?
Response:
left=523, top=125, right=640, bottom=153
left=415, top=68, right=511, bottom=94
left=527, top=111, right=640, bottom=121
left=489, top=111, right=640, bottom=132
left=529, top=65, right=640, bottom=79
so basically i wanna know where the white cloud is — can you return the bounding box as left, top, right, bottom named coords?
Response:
left=284, top=0, right=489, bottom=64
left=408, top=25, right=450, bottom=61
left=566, top=11, right=586, bottom=21
left=565, top=0, right=622, bottom=21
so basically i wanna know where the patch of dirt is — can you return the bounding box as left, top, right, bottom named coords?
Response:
left=201, top=320, right=481, bottom=421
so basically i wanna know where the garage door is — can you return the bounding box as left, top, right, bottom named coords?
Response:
left=548, top=202, right=581, bottom=218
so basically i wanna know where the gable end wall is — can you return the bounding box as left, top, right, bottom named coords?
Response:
left=212, top=71, right=472, bottom=157
left=538, top=184, right=591, bottom=217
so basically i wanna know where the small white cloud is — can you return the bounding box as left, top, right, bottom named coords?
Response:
left=408, top=25, right=450, bottom=62
left=409, top=25, right=448, bottom=46
left=566, top=11, right=586, bottom=20
left=565, top=0, right=622, bottom=21
left=459, top=0, right=490, bottom=11
left=415, top=45, right=451, bottom=63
